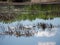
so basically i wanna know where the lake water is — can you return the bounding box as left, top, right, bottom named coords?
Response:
left=0, top=17, right=60, bottom=45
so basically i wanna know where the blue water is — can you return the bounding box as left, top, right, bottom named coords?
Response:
left=0, top=18, right=60, bottom=45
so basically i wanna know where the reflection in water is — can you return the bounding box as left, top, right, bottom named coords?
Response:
left=37, top=23, right=54, bottom=31
left=0, top=18, right=60, bottom=38
left=0, top=18, right=60, bottom=45
left=35, top=28, right=57, bottom=37
left=38, top=42, right=56, bottom=45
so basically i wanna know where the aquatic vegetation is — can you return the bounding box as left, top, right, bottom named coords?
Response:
left=0, top=4, right=60, bottom=22
left=0, top=18, right=59, bottom=37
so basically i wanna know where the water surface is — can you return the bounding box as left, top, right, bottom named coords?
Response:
left=0, top=18, right=60, bottom=45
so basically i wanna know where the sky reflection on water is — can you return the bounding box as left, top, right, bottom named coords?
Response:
left=0, top=18, right=60, bottom=45
left=38, top=42, right=56, bottom=45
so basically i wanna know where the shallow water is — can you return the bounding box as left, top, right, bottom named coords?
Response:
left=0, top=18, right=60, bottom=45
